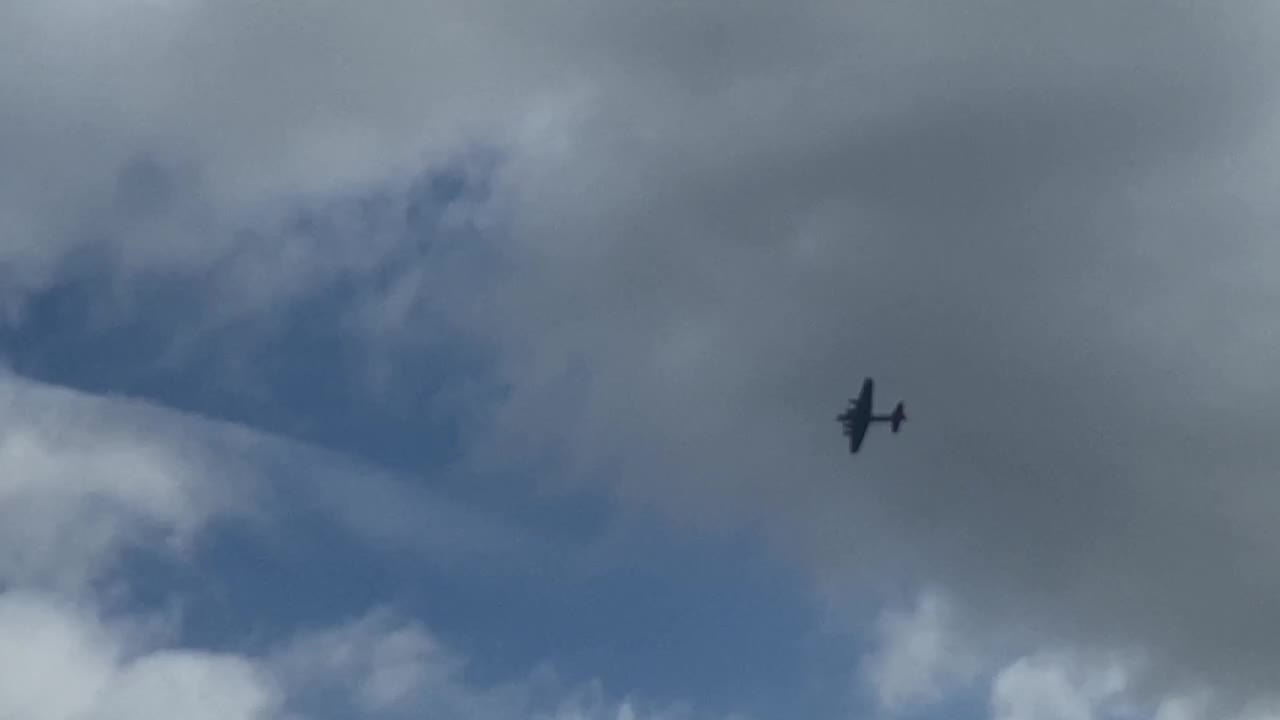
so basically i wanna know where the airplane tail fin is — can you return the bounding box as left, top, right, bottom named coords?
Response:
left=890, top=402, right=906, bottom=433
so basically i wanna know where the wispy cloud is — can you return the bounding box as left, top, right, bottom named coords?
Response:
left=0, top=369, right=540, bottom=588
left=0, top=370, right=252, bottom=590
left=0, top=369, right=723, bottom=719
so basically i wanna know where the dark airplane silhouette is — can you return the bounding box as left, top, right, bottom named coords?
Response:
left=837, top=377, right=906, bottom=453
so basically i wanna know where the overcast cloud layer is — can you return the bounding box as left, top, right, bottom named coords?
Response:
left=485, top=2, right=1280, bottom=704
left=6, top=1, right=1280, bottom=717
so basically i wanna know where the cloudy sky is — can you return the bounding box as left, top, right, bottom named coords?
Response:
left=5, top=2, right=1280, bottom=718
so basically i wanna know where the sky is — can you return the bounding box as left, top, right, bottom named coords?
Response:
left=4, top=2, right=1280, bottom=719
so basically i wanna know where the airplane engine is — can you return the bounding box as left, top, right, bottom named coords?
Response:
left=890, top=402, right=906, bottom=433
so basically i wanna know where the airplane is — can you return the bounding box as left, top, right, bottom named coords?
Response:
left=837, top=377, right=906, bottom=453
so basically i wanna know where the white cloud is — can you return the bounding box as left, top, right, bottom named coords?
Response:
left=539, top=683, right=701, bottom=720
left=990, top=654, right=1128, bottom=720
left=0, top=369, right=539, bottom=592
left=1154, top=694, right=1212, bottom=720
left=862, top=592, right=980, bottom=714
left=273, top=609, right=731, bottom=720
left=860, top=600, right=1279, bottom=720
left=0, top=589, right=722, bottom=720
left=0, top=370, right=251, bottom=589
left=0, top=372, right=286, bottom=720
left=0, top=590, right=279, bottom=720
left=273, top=609, right=484, bottom=717
left=94, top=651, right=277, bottom=720
left=0, top=368, right=723, bottom=720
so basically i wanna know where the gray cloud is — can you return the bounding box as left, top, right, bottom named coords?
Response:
left=7, top=0, right=1280, bottom=710
left=476, top=1, right=1280, bottom=706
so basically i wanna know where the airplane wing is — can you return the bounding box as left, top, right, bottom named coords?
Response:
left=846, top=415, right=871, bottom=453
left=858, top=377, right=874, bottom=408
